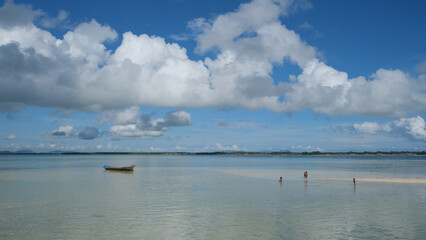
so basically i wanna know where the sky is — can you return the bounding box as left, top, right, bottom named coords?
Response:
left=0, top=0, right=425, bottom=153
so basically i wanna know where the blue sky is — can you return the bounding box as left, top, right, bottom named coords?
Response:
left=0, top=0, right=425, bottom=152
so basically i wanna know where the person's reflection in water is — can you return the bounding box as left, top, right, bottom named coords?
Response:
left=303, top=171, right=308, bottom=191
left=304, top=177, right=308, bottom=192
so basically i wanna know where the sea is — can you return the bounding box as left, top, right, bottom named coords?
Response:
left=0, top=154, right=425, bottom=239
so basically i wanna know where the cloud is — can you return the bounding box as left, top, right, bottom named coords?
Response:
left=187, top=17, right=211, bottom=34
left=5, top=134, right=17, bottom=140
left=106, top=143, right=121, bottom=151
left=108, top=107, right=192, bottom=138
left=45, top=125, right=102, bottom=140
left=150, top=146, right=163, bottom=151
left=78, top=127, right=101, bottom=140
left=38, top=10, right=69, bottom=29
left=297, top=21, right=323, bottom=37
left=37, top=143, right=57, bottom=150
left=44, top=125, right=77, bottom=138
left=394, top=116, right=426, bottom=141
left=110, top=124, right=163, bottom=138
left=215, top=143, right=240, bottom=151
left=232, top=121, right=267, bottom=129
left=291, top=145, right=323, bottom=152
left=217, top=120, right=229, bottom=127
left=289, top=0, right=313, bottom=12
left=352, top=116, right=426, bottom=142
left=164, top=111, right=191, bottom=126
left=0, top=0, right=424, bottom=118
left=416, top=61, right=426, bottom=73
left=297, top=22, right=313, bottom=29
left=0, top=0, right=42, bottom=29
left=282, top=60, right=426, bottom=116
left=169, top=33, right=191, bottom=41
left=175, top=146, right=187, bottom=150
left=114, top=106, right=140, bottom=125
left=216, top=120, right=265, bottom=129
left=353, top=122, right=391, bottom=134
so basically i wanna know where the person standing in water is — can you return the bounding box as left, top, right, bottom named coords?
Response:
left=279, top=177, right=283, bottom=184
left=304, top=171, right=308, bottom=178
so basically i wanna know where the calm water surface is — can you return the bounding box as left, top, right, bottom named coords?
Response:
left=0, top=155, right=425, bottom=239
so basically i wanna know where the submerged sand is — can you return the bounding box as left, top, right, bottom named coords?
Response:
left=223, top=169, right=426, bottom=183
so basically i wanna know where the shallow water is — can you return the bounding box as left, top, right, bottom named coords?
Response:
left=0, top=155, right=425, bottom=239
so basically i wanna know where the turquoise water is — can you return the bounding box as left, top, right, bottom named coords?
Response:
left=0, top=155, right=425, bottom=239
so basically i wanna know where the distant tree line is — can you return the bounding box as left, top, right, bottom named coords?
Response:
left=1, top=150, right=425, bottom=155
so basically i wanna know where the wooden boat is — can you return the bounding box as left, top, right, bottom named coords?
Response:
left=104, top=165, right=135, bottom=171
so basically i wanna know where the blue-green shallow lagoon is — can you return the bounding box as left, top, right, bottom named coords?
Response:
left=1, top=155, right=425, bottom=239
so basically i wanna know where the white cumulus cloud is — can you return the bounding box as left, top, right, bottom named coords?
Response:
left=353, top=116, right=426, bottom=142
left=394, top=116, right=426, bottom=141
left=0, top=0, right=424, bottom=118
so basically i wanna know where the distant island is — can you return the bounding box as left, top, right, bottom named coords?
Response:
left=1, top=150, right=425, bottom=155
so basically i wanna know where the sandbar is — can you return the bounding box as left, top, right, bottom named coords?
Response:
left=315, top=178, right=426, bottom=183
left=223, top=169, right=426, bottom=183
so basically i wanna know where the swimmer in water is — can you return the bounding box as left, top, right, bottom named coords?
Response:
left=279, top=177, right=283, bottom=183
